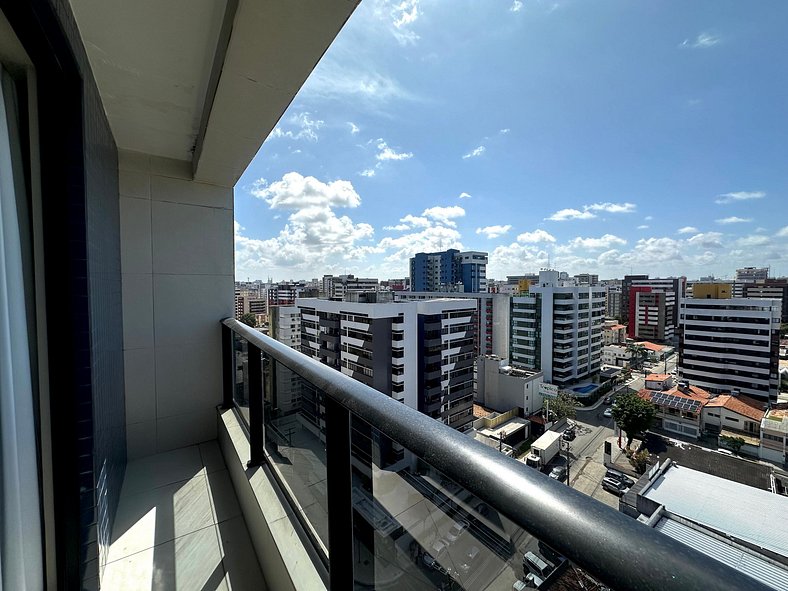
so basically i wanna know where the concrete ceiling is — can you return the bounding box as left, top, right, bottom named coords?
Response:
left=69, top=0, right=360, bottom=187
left=69, top=0, right=228, bottom=162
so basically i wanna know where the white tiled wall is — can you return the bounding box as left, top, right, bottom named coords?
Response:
left=119, top=149, right=233, bottom=459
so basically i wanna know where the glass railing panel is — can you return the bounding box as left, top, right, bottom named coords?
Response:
left=263, top=356, right=329, bottom=555
left=232, top=332, right=250, bottom=426
left=348, top=414, right=584, bottom=590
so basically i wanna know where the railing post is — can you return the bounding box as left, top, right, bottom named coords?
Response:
left=221, top=323, right=233, bottom=409
left=325, top=397, right=353, bottom=590
left=247, top=343, right=265, bottom=467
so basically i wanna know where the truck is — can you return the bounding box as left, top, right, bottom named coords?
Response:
left=525, top=431, right=562, bottom=470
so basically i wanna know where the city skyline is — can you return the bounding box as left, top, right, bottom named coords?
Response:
left=234, top=0, right=788, bottom=281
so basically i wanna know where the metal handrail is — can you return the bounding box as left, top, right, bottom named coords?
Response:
left=223, top=317, right=770, bottom=591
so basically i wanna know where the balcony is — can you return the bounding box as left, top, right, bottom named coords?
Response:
left=218, top=319, right=767, bottom=591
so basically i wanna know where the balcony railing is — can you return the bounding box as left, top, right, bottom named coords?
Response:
left=221, top=318, right=768, bottom=591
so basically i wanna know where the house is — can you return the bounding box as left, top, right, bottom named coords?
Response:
left=635, top=340, right=674, bottom=362
left=639, top=382, right=711, bottom=439
left=645, top=374, right=674, bottom=391
left=601, top=344, right=632, bottom=367
left=761, top=409, right=788, bottom=465
left=603, top=322, right=627, bottom=345
left=702, top=394, right=766, bottom=456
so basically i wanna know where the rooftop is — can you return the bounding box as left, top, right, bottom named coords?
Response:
left=706, top=395, right=767, bottom=422
left=763, top=409, right=788, bottom=433
left=644, top=464, right=788, bottom=558
left=645, top=374, right=671, bottom=381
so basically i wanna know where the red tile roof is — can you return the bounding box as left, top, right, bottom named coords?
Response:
left=646, top=373, right=671, bottom=381
left=638, top=341, right=667, bottom=352
left=705, top=394, right=766, bottom=422
left=606, top=324, right=626, bottom=330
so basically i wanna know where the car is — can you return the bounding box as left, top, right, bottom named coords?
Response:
left=603, top=395, right=613, bottom=405
left=562, top=429, right=575, bottom=441
left=549, top=466, right=567, bottom=481
left=601, top=476, right=630, bottom=496
left=445, top=520, right=468, bottom=543
left=603, top=408, right=613, bottom=418
left=605, top=469, right=635, bottom=488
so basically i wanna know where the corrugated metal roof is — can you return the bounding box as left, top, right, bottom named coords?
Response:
left=645, top=465, right=788, bottom=558
left=655, top=518, right=788, bottom=591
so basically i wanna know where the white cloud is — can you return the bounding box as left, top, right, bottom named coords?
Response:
left=644, top=215, right=653, bottom=221
left=680, top=32, right=721, bottom=49
left=716, top=216, right=752, bottom=224
left=510, top=0, right=523, bottom=12
left=546, top=208, right=596, bottom=221
left=376, top=139, right=414, bottom=161
left=677, top=226, right=699, bottom=234
left=382, top=223, right=411, bottom=231
left=422, top=205, right=465, bottom=227
left=517, top=229, right=556, bottom=243
left=714, top=190, right=765, bottom=204
left=566, top=234, right=627, bottom=250
left=586, top=202, right=637, bottom=214
left=546, top=202, right=635, bottom=221
left=304, top=58, right=415, bottom=106
left=462, top=146, right=486, bottom=159
left=237, top=173, right=375, bottom=277
left=488, top=243, right=550, bottom=278
left=376, top=225, right=463, bottom=265
left=252, top=172, right=361, bottom=209
left=269, top=112, right=325, bottom=142
left=637, top=225, right=649, bottom=230
left=359, top=169, right=376, bottom=177
left=458, top=192, right=472, bottom=199
left=348, top=122, right=360, bottom=134
left=500, top=128, right=511, bottom=134
left=476, top=225, right=512, bottom=239
left=777, top=226, right=788, bottom=237
left=686, top=232, right=724, bottom=249
left=735, top=235, right=771, bottom=248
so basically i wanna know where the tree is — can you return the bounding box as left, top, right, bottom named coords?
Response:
left=628, top=449, right=650, bottom=474
left=240, top=312, right=257, bottom=328
left=720, top=435, right=745, bottom=455
left=547, top=391, right=578, bottom=421
left=611, top=392, right=656, bottom=449
left=626, top=344, right=648, bottom=372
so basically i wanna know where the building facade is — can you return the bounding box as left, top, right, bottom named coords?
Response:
left=297, top=298, right=478, bottom=432
left=621, top=275, right=685, bottom=332
left=409, top=249, right=488, bottom=293
left=475, top=355, right=544, bottom=415
left=510, top=270, right=605, bottom=386
left=395, top=291, right=511, bottom=357
left=629, top=288, right=675, bottom=343
left=679, top=297, right=782, bottom=402
left=269, top=306, right=301, bottom=350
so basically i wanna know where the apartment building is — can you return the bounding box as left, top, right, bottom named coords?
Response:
left=606, top=285, right=623, bottom=320
left=297, top=298, right=478, bottom=432
left=621, top=275, right=685, bottom=333
left=395, top=291, right=511, bottom=357
left=510, top=270, right=605, bottom=386
left=692, top=282, right=732, bottom=299
left=736, top=266, right=770, bottom=282
left=602, top=345, right=632, bottom=367
left=574, top=273, right=599, bottom=286
left=321, top=274, right=379, bottom=300
left=269, top=306, right=301, bottom=350
left=475, top=355, right=544, bottom=415
left=409, top=248, right=488, bottom=293
left=603, top=321, right=627, bottom=345
left=679, top=297, right=782, bottom=402
left=629, top=289, right=675, bottom=343
left=742, top=279, right=788, bottom=322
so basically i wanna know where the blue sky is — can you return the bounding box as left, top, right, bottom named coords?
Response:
left=234, top=0, right=788, bottom=282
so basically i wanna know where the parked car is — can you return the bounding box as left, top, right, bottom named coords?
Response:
left=445, top=520, right=469, bottom=543
left=549, top=466, right=567, bottom=481
left=604, top=395, right=613, bottom=405
left=603, top=407, right=613, bottom=418
left=562, top=429, right=576, bottom=441
left=605, top=468, right=635, bottom=488
left=601, top=476, right=630, bottom=496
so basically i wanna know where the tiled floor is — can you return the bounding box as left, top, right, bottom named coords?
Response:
left=101, top=442, right=266, bottom=590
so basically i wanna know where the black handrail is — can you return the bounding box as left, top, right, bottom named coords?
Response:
left=223, top=317, right=770, bottom=591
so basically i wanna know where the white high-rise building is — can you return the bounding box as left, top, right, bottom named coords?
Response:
left=510, top=270, right=605, bottom=386
left=269, top=306, right=301, bottom=350
left=679, top=297, right=781, bottom=402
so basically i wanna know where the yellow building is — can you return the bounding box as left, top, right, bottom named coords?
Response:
left=693, top=283, right=732, bottom=299
left=518, top=279, right=531, bottom=294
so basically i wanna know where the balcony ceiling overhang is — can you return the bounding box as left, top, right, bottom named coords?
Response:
left=69, top=0, right=358, bottom=186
